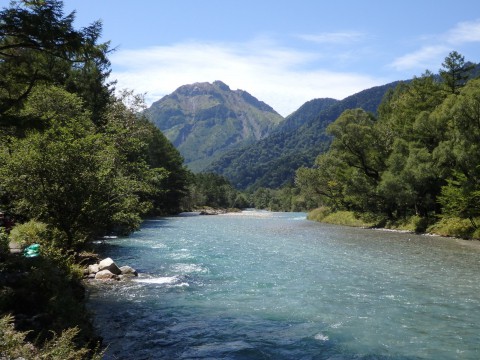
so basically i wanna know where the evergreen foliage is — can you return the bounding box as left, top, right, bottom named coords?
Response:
left=439, top=51, right=475, bottom=94
left=255, top=186, right=307, bottom=212
left=0, top=1, right=190, bottom=249
left=0, top=1, right=191, bottom=357
left=0, top=0, right=113, bottom=125
left=186, top=173, right=248, bottom=209
left=296, top=54, right=480, bottom=238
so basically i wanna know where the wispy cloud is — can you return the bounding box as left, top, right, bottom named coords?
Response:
left=389, top=45, right=448, bottom=72
left=390, top=18, right=480, bottom=72
left=111, top=39, right=382, bottom=116
left=446, top=19, right=480, bottom=43
left=297, top=31, right=365, bottom=44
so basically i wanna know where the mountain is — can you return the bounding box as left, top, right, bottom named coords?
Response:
left=276, top=97, right=338, bottom=133
left=206, top=81, right=401, bottom=190
left=144, top=81, right=284, bottom=171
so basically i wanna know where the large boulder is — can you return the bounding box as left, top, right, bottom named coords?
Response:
left=98, top=257, right=122, bottom=275
left=94, top=270, right=118, bottom=280
left=120, top=265, right=138, bottom=277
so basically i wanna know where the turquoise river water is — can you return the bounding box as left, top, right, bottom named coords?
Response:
left=87, top=210, right=480, bottom=359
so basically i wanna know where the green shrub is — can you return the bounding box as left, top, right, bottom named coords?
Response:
left=0, top=315, right=35, bottom=359
left=0, top=228, right=9, bottom=259
left=472, top=227, right=480, bottom=240
left=427, top=217, right=476, bottom=238
left=0, top=254, right=100, bottom=356
left=40, top=327, right=104, bottom=360
left=7, top=221, right=79, bottom=269
left=383, top=215, right=430, bottom=233
left=308, top=208, right=374, bottom=227
left=9, top=220, right=48, bottom=248
left=0, top=315, right=103, bottom=359
left=307, top=207, right=331, bottom=222
left=322, top=211, right=374, bottom=227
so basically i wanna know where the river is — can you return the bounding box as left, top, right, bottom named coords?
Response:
left=87, top=210, right=480, bottom=359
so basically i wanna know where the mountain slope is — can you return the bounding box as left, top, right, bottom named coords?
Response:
left=276, top=97, right=338, bottom=133
left=206, top=81, right=401, bottom=189
left=144, top=81, right=284, bottom=171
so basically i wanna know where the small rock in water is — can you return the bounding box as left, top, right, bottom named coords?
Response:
left=94, top=269, right=119, bottom=281
left=120, top=265, right=138, bottom=277
left=98, top=257, right=122, bottom=275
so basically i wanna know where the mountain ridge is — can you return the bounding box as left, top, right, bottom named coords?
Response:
left=206, top=81, right=402, bottom=189
left=144, top=80, right=284, bottom=171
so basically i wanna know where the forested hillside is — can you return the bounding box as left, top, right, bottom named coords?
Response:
left=144, top=81, right=284, bottom=171
left=207, top=82, right=400, bottom=189
left=276, top=97, right=338, bottom=132
left=0, top=2, right=191, bottom=243
left=297, top=52, right=480, bottom=238
left=0, top=2, right=191, bottom=355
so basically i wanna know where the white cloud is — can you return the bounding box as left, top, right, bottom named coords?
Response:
left=297, top=31, right=365, bottom=44
left=389, top=45, right=448, bottom=72
left=110, top=39, right=382, bottom=117
left=447, top=19, right=480, bottom=43
left=390, top=19, right=480, bottom=73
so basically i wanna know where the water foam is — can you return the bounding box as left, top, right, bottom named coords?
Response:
left=135, top=276, right=179, bottom=285
left=314, top=333, right=329, bottom=341
left=171, top=263, right=207, bottom=274
left=151, top=243, right=167, bottom=249
left=135, top=275, right=190, bottom=288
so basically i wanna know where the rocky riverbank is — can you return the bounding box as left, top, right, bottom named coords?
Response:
left=197, top=207, right=242, bottom=215
left=84, top=257, right=138, bottom=281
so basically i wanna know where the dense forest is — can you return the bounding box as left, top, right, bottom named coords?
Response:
left=0, top=1, right=193, bottom=357
left=296, top=52, right=480, bottom=238
left=0, top=1, right=193, bottom=247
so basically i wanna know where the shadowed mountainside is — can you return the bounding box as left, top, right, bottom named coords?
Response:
left=206, top=81, right=401, bottom=189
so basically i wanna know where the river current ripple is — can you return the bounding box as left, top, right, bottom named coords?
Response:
left=87, top=210, right=480, bottom=359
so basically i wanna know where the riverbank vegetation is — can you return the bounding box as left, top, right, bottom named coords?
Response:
left=0, top=0, right=190, bottom=357
left=296, top=51, right=480, bottom=239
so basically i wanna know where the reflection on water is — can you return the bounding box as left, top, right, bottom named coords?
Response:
left=87, top=211, right=480, bottom=359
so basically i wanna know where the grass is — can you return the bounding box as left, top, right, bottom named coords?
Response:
left=382, top=215, right=431, bottom=233
left=308, top=207, right=480, bottom=240
left=307, top=207, right=374, bottom=228
left=427, top=217, right=478, bottom=239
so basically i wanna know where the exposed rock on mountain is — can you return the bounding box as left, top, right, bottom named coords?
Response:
left=144, top=81, right=284, bottom=171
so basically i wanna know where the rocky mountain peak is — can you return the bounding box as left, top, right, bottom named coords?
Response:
left=145, top=81, right=284, bottom=172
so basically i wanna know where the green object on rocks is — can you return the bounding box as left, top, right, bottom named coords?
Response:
left=24, top=243, right=40, bottom=258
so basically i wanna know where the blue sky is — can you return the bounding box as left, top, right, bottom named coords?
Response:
left=43, top=1, right=480, bottom=115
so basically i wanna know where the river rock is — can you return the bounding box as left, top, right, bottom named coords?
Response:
left=88, top=263, right=99, bottom=275
left=94, top=269, right=118, bottom=280
left=120, top=265, right=138, bottom=277
left=199, top=208, right=227, bottom=215
left=98, top=257, right=122, bottom=275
